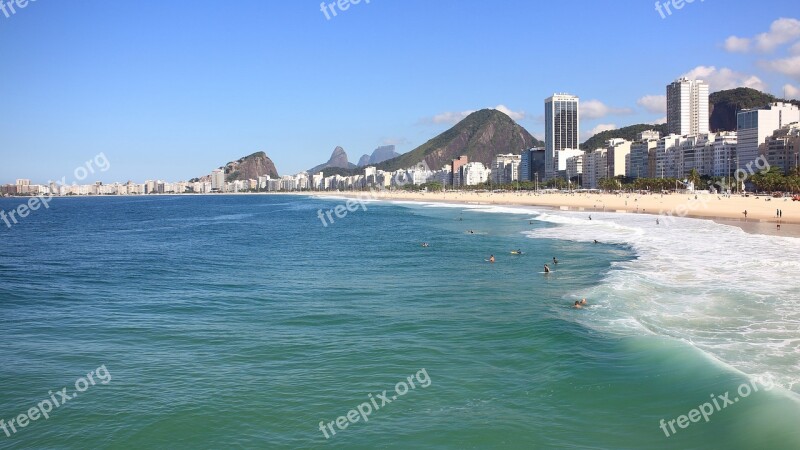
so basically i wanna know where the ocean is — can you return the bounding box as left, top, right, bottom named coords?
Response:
left=1, top=194, right=799, bottom=449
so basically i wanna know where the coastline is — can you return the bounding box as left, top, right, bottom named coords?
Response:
left=306, top=190, right=800, bottom=237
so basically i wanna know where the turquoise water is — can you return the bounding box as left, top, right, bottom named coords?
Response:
left=1, top=194, right=799, bottom=449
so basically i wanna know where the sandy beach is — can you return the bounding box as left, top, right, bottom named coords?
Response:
left=309, top=190, right=800, bottom=236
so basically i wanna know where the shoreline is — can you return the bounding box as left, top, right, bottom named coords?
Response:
left=306, top=190, right=800, bottom=238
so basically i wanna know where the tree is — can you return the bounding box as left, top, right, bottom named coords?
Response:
left=686, top=169, right=701, bottom=190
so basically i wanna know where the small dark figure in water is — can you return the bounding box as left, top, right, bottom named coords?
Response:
left=553, top=257, right=558, bottom=265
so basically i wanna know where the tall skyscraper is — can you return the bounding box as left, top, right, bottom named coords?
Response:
left=666, top=78, right=709, bottom=136
left=544, top=94, right=580, bottom=180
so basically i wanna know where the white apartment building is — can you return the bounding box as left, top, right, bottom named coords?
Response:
left=667, top=77, right=709, bottom=136
left=737, top=102, right=800, bottom=172
left=713, top=132, right=738, bottom=177
left=461, top=162, right=491, bottom=186
left=492, top=154, right=522, bottom=184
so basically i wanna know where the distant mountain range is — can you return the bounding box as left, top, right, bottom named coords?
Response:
left=198, top=88, right=800, bottom=181
left=357, top=145, right=400, bottom=167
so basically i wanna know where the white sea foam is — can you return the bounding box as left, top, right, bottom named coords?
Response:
left=525, top=210, right=800, bottom=394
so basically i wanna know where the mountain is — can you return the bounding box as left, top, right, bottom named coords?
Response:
left=376, top=109, right=542, bottom=172
left=357, top=145, right=401, bottom=167
left=357, top=154, right=371, bottom=167
left=581, top=124, right=669, bottom=150
left=710, top=88, right=800, bottom=132
left=309, top=146, right=357, bottom=173
left=191, top=151, right=279, bottom=182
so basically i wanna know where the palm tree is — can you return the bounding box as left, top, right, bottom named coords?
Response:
left=686, top=168, right=701, bottom=190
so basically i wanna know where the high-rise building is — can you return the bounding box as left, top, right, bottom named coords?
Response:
left=211, top=169, right=225, bottom=192
left=519, top=148, right=546, bottom=182
left=763, top=123, right=800, bottom=175
left=628, top=130, right=660, bottom=179
left=606, top=139, right=632, bottom=178
left=491, top=154, right=521, bottom=184
left=667, top=78, right=709, bottom=136
left=545, top=94, right=579, bottom=179
left=451, top=155, right=469, bottom=187
left=737, top=102, right=800, bottom=172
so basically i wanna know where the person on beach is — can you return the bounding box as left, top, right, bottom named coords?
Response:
left=544, top=264, right=551, bottom=273
left=744, top=210, right=748, bottom=219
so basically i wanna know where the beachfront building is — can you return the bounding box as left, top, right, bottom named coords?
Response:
left=564, top=154, right=583, bottom=186
left=667, top=77, right=709, bottom=136
left=583, top=149, right=608, bottom=189
left=737, top=102, right=800, bottom=172
left=681, top=133, right=715, bottom=176
left=451, top=156, right=469, bottom=188
left=461, top=162, right=491, bottom=186
left=712, top=132, right=738, bottom=177
left=545, top=94, right=580, bottom=180
left=627, top=130, right=660, bottom=179
left=491, top=154, right=521, bottom=185
left=606, top=139, right=631, bottom=178
left=763, top=123, right=800, bottom=174
left=211, top=169, right=225, bottom=192
left=654, top=134, right=688, bottom=179
left=556, top=148, right=584, bottom=180
left=519, top=147, right=545, bottom=182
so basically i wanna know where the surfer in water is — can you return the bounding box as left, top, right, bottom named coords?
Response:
left=543, top=264, right=551, bottom=273
left=553, top=257, right=558, bottom=265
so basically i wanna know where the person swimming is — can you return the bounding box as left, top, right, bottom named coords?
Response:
left=489, top=255, right=495, bottom=263
left=580, top=298, right=587, bottom=305
left=543, top=264, right=550, bottom=273
left=422, top=242, right=429, bottom=247
left=573, top=301, right=582, bottom=309
left=553, top=257, right=558, bottom=265
left=593, top=240, right=599, bottom=244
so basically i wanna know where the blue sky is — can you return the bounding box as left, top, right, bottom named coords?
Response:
left=1, top=0, right=799, bottom=183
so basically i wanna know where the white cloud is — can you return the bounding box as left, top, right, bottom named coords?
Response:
left=760, top=55, right=800, bottom=82
left=724, top=18, right=800, bottom=53
left=493, top=105, right=526, bottom=121
left=755, top=18, right=800, bottom=52
left=783, top=84, right=800, bottom=100
left=724, top=36, right=751, bottom=53
left=422, top=105, right=526, bottom=125
left=580, top=100, right=633, bottom=120
left=682, top=66, right=768, bottom=92
left=651, top=117, right=667, bottom=125
left=637, top=95, right=667, bottom=114
left=791, top=41, right=800, bottom=55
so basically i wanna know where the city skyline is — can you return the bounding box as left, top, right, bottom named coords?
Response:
left=1, top=2, right=799, bottom=183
